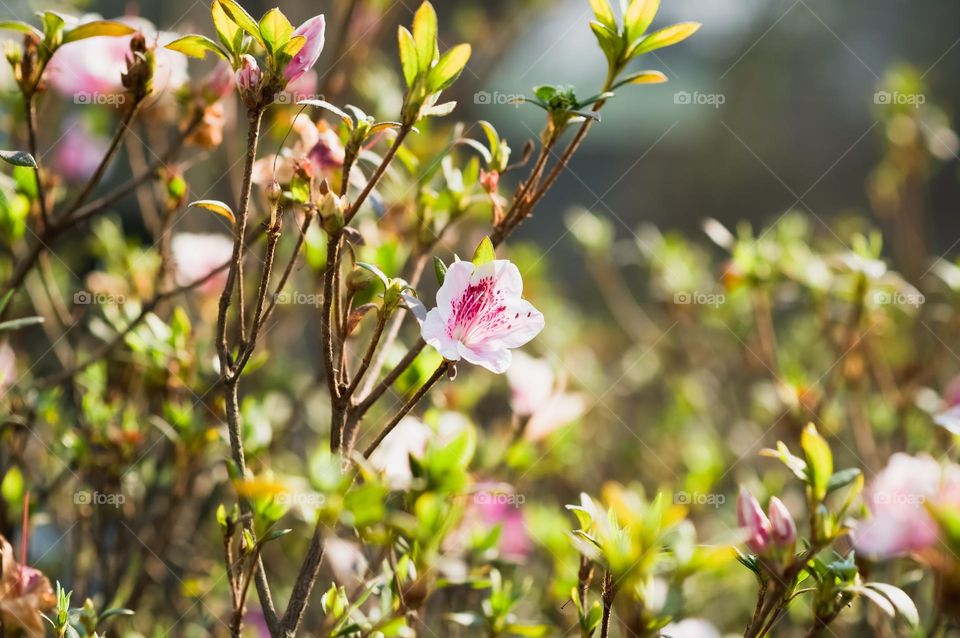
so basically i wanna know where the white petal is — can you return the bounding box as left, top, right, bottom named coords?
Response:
left=473, top=259, right=523, bottom=299
left=436, top=261, right=475, bottom=321
left=421, top=308, right=461, bottom=360
left=490, top=300, right=544, bottom=348
left=401, top=293, right=427, bottom=324
left=457, top=341, right=512, bottom=374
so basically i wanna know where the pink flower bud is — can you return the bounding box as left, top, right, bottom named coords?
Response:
left=737, top=486, right=772, bottom=554
left=283, top=15, right=326, bottom=84
left=767, top=496, right=797, bottom=546
left=204, top=60, right=234, bottom=103
left=480, top=169, right=500, bottom=193
left=236, top=54, right=261, bottom=95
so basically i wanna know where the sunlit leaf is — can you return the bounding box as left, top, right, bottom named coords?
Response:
left=211, top=1, right=241, bottom=52
left=800, top=423, right=833, bottom=501
left=589, top=0, right=617, bottom=30
left=397, top=26, right=419, bottom=87
left=189, top=199, right=236, bottom=224
left=217, top=0, right=265, bottom=47
left=412, top=1, right=438, bottom=72
left=629, top=21, right=701, bottom=57
left=165, top=35, right=228, bottom=59
left=299, top=99, right=353, bottom=127
left=624, top=0, right=660, bottom=43
left=62, top=20, right=136, bottom=44
left=259, top=7, right=292, bottom=54
left=472, top=236, right=495, bottom=265
left=0, top=21, right=41, bottom=38
left=427, top=43, right=471, bottom=93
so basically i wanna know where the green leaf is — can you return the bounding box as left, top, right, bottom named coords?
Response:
left=188, top=199, right=236, bottom=224
left=165, top=35, right=228, bottom=59
left=215, top=503, right=228, bottom=529
left=211, top=1, right=241, bottom=53
left=62, top=20, right=136, bottom=44
left=397, top=26, right=419, bottom=87
left=628, top=21, right=701, bottom=57
left=279, top=35, right=306, bottom=61
left=426, top=43, right=471, bottom=92
left=0, top=21, right=42, bottom=38
left=505, top=625, right=549, bottom=637
left=472, top=236, right=495, bottom=265
left=40, top=12, right=65, bottom=44
left=589, top=0, right=617, bottom=30
left=299, top=99, right=353, bottom=128
left=97, top=608, right=135, bottom=621
left=217, top=0, right=265, bottom=47
left=865, top=583, right=919, bottom=628
left=613, top=70, right=667, bottom=89
left=0, top=316, right=44, bottom=331
left=356, top=262, right=391, bottom=288
left=433, top=256, right=447, bottom=285
left=259, top=8, right=292, bottom=54
left=826, top=468, right=861, bottom=494
left=800, top=423, right=833, bottom=502
left=0, top=151, right=37, bottom=168
left=261, top=527, right=293, bottom=543
left=589, top=20, right=623, bottom=67
left=412, top=1, right=438, bottom=72
left=624, top=0, right=660, bottom=43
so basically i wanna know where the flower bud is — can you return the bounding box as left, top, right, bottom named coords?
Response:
left=266, top=181, right=283, bottom=203
left=284, top=15, right=326, bottom=84
left=236, top=54, right=262, bottom=97
left=319, top=190, right=345, bottom=233
left=767, top=497, right=797, bottom=547
left=737, top=486, right=772, bottom=554
left=480, top=169, right=500, bottom=193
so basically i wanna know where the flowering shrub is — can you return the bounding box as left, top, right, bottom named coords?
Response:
left=0, top=0, right=957, bottom=637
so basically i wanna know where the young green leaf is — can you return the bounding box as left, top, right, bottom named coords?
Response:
left=801, top=423, right=833, bottom=501
left=211, top=1, right=241, bottom=53
left=188, top=199, right=236, bottom=224
left=165, top=35, right=228, bottom=60
left=589, top=20, right=623, bottom=67
left=259, top=8, right=292, bottom=54
left=62, top=20, right=136, bottom=44
left=0, top=21, right=42, bottom=38
left=279, top=35, right=306, bottom=61
left=613, top=70, right=667, bottom=89
left=299, top=99, right=353, bottom=127
left=0, top=151, right=37, bottom=168
left=434, top=256, right=447, bottom=285
left=629, top=21, right=701, bottom=57
left=412, top=1, right=438, bottom=72
left=589, top=0, right=617, bottom=31
left=397, top=26, right=419, bottom=87
left=216, top=0, right=265, bottom=47
left=472, top=236, right=495, bottom=265
left=427, top=43, right=471, bottom=92
left=624, top=0, right=660, bottom=43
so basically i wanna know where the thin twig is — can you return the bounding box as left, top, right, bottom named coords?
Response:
left=362, top=361, right=449, bottom=458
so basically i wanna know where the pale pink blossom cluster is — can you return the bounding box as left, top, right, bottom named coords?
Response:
left=507, top=352, right=585, bottom=441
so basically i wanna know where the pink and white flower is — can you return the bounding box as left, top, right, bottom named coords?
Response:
left=854, top=453, right=960, bottom=559
left=419, top=260, right=544, bottom=374
left=284, top=15, right=326, bottom=84
left=171, top=233, right=234, bottom=294
left=507, top=351, right=585, bottom=441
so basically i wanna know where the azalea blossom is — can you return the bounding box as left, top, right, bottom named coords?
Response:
left=252, top=115, right=344, bottom=187
left=368, top=416, right=432, bottom=487
left=507, top=352, right=586, bottom=441
left=48, top=16, right=188, bottom=99
left=0, top=535, right=55, bottom=637
left=450, top=487, right=531, bottom=560
left=854, top=453, right=960, bottom=559
left=284, top=15, right=326, bottom=84
left=53, top=117, right=111, bottom=182
left=737, top=487, right=772, bottom=554
left=419, top=260, right=544, bottom=374
left=171, top=233, right=234, bottom=294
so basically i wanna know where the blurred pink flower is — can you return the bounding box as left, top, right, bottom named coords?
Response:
left=171, top=233, right=234, bottom=294
left=202, top=60, right=234, bottom=104
left=284, top=15, right=326, bottom=84
left=281, top=69, right=318, bottom=103
left=854, top=453, right=960, bottom=559
left=506, top=351, right=585, bottom=441
left=737, top=487, right=772, bottom=554
left=0, top=341, right=15, bottom=394
left=252, top=116, right=344, bottom=187
left=48, top=16, right=187, bottom=99
left=420, top=260, right=544, bottom=374
left=368, top=416, right=431, bottom=487
left=52, top=118, right=110, bottom=182
left=465, top=488, right=531, bottom=560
